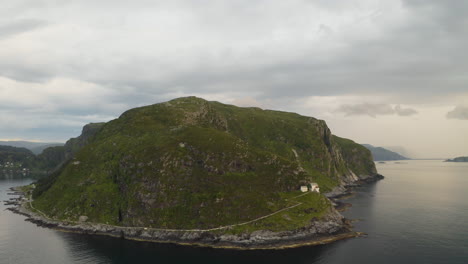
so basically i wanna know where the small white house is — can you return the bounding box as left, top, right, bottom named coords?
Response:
left=309, top=183, right=320, bottom=193
left=300, top=186, right=308, bottom=192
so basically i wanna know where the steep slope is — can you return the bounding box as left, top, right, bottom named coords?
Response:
left=362, top=144, right=409, bottom=161
left=32, top=97, right=379, bottom=233
left=334, top=137, right=377, bottom=181
left=35, top=122, right=105, bottom=172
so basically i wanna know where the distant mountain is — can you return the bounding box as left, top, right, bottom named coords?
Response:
left=383, top=146, right=411, bottom=159
left=29, top=144, right=64, bottom=155
left=0, top=141, right=64, bottom=155
left=0, top=124, right=103, bottom=175
left=35, top=122, right=105, bottom=172
left=445, top=156, right=468, bottom=162
left=362, top=144, right=409, bottom=161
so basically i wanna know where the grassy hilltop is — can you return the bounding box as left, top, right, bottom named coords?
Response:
left=32, top=97, right=377, bottom=232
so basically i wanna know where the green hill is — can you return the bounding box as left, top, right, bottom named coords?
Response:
left=32, top=97, right=378, bottom=233
left=0, top=146, right=37, bottom=172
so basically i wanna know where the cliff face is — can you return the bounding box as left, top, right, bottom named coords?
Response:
left=32, top=97, right=378, bottom=234
left=35, top=122, right=105, bottom=172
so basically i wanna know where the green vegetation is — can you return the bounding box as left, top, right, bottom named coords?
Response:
left=333, top=136, right=377, bottom=176
left=225, top=191, right=331, bottom=234
left=0, top=145, right=37, bottom=174
left=1, top=123, right=105, bottom=177
left=1, top=123, right=103, bottom=177
left=0, top=141, right=63, bottom=155
left=32, top=97, right=377, bottom=232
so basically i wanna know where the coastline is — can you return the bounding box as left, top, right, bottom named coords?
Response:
left=5, top=174, right=383, bottom=250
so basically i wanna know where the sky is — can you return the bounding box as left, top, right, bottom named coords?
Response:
left=0, top=0, right=467, bottom=159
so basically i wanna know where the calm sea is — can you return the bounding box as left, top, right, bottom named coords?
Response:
left=1, top=160, right=467, bottom=264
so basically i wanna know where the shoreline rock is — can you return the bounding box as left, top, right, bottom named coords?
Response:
left=7, top=201, right=360, bottom=250
left=5, top=174, right=383, bottom=250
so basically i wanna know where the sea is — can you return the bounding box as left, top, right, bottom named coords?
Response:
left=1, top=160, right=467, bottom=264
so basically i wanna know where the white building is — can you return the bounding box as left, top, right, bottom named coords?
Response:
left=309, top=183, right=320, bottom=193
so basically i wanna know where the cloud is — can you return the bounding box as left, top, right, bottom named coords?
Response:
left=337, top=103, right=418, bottom=117
left=394, top=105, right=418, bottom=116
left=231, top=97, right=264, bottom=108
left=0, top=0, right=466, bottom=159
left=0, top=0, right=466, bottom=99
left=447, top=106, right=468, bottom=120
left=0, top=19, right=48, bottom=40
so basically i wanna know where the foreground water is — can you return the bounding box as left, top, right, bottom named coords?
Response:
left=1, top=160, right=467, bottom=263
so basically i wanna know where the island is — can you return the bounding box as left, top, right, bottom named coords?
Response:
left=9, top=97, right=383, bottom=250
left=445, top=156, right=468, bottom=162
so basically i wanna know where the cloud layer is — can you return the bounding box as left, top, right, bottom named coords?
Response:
left=447, top=106, right=468, bottom=120
left=0, top=0, right=467, bottom=157
left=337, top=103, right=418, bottom=118
left=1, top=0, right=467, bottom=99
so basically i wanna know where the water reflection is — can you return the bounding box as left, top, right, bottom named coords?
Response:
left=58, top=230, right=341, bottom=264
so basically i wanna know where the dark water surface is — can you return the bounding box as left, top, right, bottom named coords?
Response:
left=1, top=160, right=467, bottom=263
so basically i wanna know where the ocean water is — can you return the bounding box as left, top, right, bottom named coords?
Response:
left=1, top=160, right=467, bottom=264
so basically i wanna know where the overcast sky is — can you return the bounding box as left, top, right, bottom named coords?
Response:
left=1, top=0, right=467, bottom=158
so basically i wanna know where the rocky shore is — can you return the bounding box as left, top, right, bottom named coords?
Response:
left=7, top=199, right=360, bottom=250
left=5, top=174, right=383, bottom=250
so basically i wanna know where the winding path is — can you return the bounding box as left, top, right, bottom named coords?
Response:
left=25, top=189, right=312, bottom=233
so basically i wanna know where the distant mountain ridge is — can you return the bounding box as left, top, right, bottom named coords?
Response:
left=362, top=144, right=409, bottom=161
left=0, top=123, right=104, bottom=174
left=445, top=156, right=468, bottom=162
left=0, top=141, right=64, bottom=155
